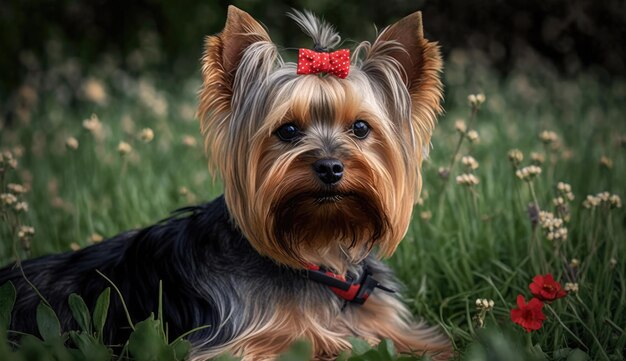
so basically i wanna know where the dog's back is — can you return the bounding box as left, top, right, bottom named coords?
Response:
left=0, top=197, right=242, bottom=347
left=1, top=234, right=130, bottom=340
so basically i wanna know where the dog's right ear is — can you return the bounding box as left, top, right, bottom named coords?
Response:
left=199, top=6, right=276, bottom=181
left=199, top=6, right=272, bottom=116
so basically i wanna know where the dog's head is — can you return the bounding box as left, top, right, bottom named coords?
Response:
left=199, top=6, right=443, bottom=271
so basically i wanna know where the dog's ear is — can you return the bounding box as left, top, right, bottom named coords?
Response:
left=376, top=12, right=440, bottom=89
left=362, top=11, right=443, bottom=162
left=199, top=6, right=272, bottom=115
left=199, top=6, right=277, bottom=177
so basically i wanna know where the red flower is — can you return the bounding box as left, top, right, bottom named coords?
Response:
left=529, top=274, right=567, bottom=302
left=510, top=295, right=546, bottom=332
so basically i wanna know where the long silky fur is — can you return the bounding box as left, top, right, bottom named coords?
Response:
left=198, top=7, right=443, bottom=269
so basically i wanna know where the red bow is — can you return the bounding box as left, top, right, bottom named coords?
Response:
left=297, top=48, right=350, bottom=79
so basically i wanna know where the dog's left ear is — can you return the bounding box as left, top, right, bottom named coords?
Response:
left=363, top=11, right=443, bottom=160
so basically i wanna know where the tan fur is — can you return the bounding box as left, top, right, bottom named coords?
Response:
left=189, top=292, right=451, bottom=361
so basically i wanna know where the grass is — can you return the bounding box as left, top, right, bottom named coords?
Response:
left=0, top=48, right=625, bottom=360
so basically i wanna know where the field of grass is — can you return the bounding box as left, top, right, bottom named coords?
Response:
left=1, top=47, right=625, bottom=360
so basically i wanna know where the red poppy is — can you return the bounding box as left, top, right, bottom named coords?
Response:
left=510, top=295, right=546, bottom=332
left=529, top=274, right=567, bottom=302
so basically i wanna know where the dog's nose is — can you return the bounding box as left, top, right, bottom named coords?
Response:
left=313, top=159, right=344, bottom=185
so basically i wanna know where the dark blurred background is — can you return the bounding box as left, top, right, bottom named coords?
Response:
left=1, top=0, right=625, bottom=100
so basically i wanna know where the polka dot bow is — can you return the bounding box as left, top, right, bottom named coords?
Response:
left=297, top=48, right=350, bottom=79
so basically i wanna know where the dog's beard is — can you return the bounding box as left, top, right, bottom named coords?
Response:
left=271, top=190, right=389, bottom=268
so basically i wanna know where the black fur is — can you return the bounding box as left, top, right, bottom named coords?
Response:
left=0, top=196, right=398, bottom=351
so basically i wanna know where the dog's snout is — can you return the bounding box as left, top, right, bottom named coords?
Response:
left=313, top=159, right=344, bottom=185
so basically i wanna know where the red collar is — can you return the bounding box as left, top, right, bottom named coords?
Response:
left=304, top=263, right=394, bottom=305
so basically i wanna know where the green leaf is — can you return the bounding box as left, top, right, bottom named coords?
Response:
left=0, top=282, right=16, bottom=330
left=0, top=329, right=11, bottom=356
left=128, top=314, right=171, bottom=361
left=21, top=333, right=52, bottom=360
left=69, top=330, right=90, bottom=349
left=276, top=340, right=312, bottom=361
left=349, top=337, right=373, bottom=356
left=346, top=356, right=364, bottom=361
left=93, top=288, right=110, bottom=338
left=22, top=331, right=72, bottom=360
left=68, top=293, right=91, bottom=333
left=566, top=349, right=590, bottom=361
left=553, top=348, right=573, bottom=360
left=213, top=354, right=241, bottom=361
left=171, top=339, right=191, bottom=360
left=36, top=303, right=61, bottom=341
left=352, top=349, right=384, bottom=361
left=69, top=331, right=113, bottom=361
left=377, top=339, right=396, bottom=360
left=70, top=331, right=113, bottom=361
left=529, top=344, right=548, bottom=361
left=336, top=351, right=350, bottom=361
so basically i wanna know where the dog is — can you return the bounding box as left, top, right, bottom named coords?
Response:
left=0, top=6, right=450, bottom=360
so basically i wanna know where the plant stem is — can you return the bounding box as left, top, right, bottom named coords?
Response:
left=96, top=270, right=136, bottom=331
left=545, top=304, right=588, bottom=351
left=564, top=301, right=610, bottom=359
left=527, top=181, right=547, bottom=273
left=440, top=105, right=479, bottom=196
left=19, top=266, right=52, bottom=308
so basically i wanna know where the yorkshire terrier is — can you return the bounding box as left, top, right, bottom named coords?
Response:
left=0, top=6, right=450, bottom=360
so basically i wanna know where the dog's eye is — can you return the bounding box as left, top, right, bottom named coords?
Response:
left=276, top=123, right=302, bottom=142
left=352, top=120, right=370, bottom=139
